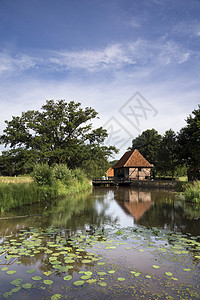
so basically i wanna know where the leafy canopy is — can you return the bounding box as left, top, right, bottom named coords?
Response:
left=0, top=99, right=117, bottom=175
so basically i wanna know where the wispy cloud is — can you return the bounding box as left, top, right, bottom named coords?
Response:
left=0, top=38, right=194, bottom=78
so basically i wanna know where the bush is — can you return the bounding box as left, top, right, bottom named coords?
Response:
left=52, top=164, right=72, bottom=185
left=72, top=168, right=87, bottom=183
left=184, top=181, right=200, bottom=203
left=32, top=164, right=54, bottom=186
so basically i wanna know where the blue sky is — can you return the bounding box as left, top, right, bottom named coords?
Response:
left=0, top=0, right=200, bottom=158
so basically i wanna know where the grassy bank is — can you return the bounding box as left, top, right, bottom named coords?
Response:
left=0, top=165, right=91, bottom=212
left=183, top=181, right=200, bottom=204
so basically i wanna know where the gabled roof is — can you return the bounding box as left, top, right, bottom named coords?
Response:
left=113, top=149, right=153, bottom=168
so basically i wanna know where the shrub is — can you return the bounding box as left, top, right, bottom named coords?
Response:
left=32, top=164, right=54, bottom=186
left=184, top=181, right=200, bottom=203
left=72, top=168, right=87, bottom=183
left=52, top=164, right=72, bottom=186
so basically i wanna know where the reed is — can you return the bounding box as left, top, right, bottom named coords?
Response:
left=184, top=181, right=200, bottom=203
left=0, top=165, right=91, bottom=212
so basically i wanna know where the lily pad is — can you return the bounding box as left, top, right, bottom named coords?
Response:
left=51, top=294, right=62, bottom=300
left=43, top=280, right=53, bottom=285
left=32, top=276, right=42, bottom=281
left=63, top=275, right=72, bottom=281
left=26, top=268, right=36, bottom=274
left=6, top=270, right=16, bottom=275
left=165, top=272, right=173, bottom=277
left=1, top=267, right=9, bottom=271
left=117, top=277, right=125, bottom=281
left=153, top=265, right=160, bottom=269
left=10, top=278, right=23, bottom=286
left=99, top=282, right=107, bottom=286
left=73, top=280, right=84, bottom=286
left=22, top=283, right=32, bottom=289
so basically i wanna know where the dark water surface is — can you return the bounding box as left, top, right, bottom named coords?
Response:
left=0, top=187, right=200, bottom=299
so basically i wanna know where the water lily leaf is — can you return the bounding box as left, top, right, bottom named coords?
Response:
left=183, top=268, right=191, bottom=272
left=32, top=276, right=42, bottom=281
left=153, top=265, right=160, bottom=269
left=86, top=279, right=97, bottom=284
left=117, top=277, right=125, bottom=281
left=97, top=262, right=105, bottom=265
left=10, top=278, right=23, bottom=286
left=171, top=277, right=178, bottom=281
left=63, top=275, right=72, bottom=281
left=43, top=280, right=53, bottom=285
left=22, top=283, right=32, bottom=289
left=108, top=270, right=116, bottom=274
left=43, top=271, right=53, bottom=276
left=195, top=255, right=200, bottom=259
left=51, top=294, right=62, bottom=300
left=1, top=267, right=9, bottom=271
left=97, top=272, right=107, bottom=276
left=165, top=272, right=173, bottom=277
left=6, top=270, right=16, bottom=275
left=81, top=259, right=91, bottom=263
left=73, top=280, right=84, bottom=286
left=3, top=291, right=13, bottom=298
left=99, top=282, right=107, bottom=287
left=26, top=268, right=36, bottom=274
left=85, top=271, right=93, bottom=276
left=146, top=275, right=151, bottom=278
left=134, top=273, right=141, bottom=277
left=11, top=286, right=21, bottom=292
left=81, top=275, right=91, bottom=280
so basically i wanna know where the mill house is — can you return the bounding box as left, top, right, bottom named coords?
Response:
left=108, top=149, right=153, bottom=181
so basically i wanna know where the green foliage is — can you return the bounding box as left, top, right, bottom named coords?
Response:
left=0, top=100, right=117, bottom=175
left=184, top=181, right=200, bottom=203
left=72, top=168, right=87, bottom=183
left=0, top=183, right=58, bottom=212
left=177, top=105, right=200, bottom=179
left=32, top=164, right=54, bottom=186
left=52, top=164, right=72, bottom=185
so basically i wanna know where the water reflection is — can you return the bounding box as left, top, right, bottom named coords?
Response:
left=0, top=187, right=199, bottom=238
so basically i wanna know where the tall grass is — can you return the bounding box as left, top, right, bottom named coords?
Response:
left=0, top=164, right=91, bottom=212
left=184, top=181, right=200, bottom=203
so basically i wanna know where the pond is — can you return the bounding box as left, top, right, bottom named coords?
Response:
left=0, top=187, right=200, bottom=299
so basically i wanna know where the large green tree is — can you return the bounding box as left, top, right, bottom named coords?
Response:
left=158, top=129, right=179, bottom=178
left=0, top=100, right=117, bottom=175
left=177, top=105, right=200, bottom=179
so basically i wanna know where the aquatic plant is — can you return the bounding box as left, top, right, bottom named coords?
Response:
left=184, top=181, right=200, bottom=203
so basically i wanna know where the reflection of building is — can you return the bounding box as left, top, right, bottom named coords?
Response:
left=115, top=188, right=153, bottom=222
left=113, top=149, right=153, bottom=180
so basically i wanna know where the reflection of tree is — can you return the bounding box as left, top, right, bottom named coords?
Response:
left=50, top=189, right=118, bottom=233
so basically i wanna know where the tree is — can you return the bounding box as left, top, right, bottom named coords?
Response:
left=130, top=129, right=162, bottom=176
left=158, top=129, right=179, bottom=178
left=177, top=105, right=200, bottom=179
left=0, top=100, right=117, bottom=175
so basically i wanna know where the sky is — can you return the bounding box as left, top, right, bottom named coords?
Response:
left=0, top=0, right=200, bottom=159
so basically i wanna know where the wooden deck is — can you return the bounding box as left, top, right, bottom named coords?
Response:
left=92, top=178, right=177, bottom=188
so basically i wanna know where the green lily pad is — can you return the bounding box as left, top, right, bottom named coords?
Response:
left=117, top=277, right=125, bottom=281
left=63, top=275, right=72, bottom=281
left=22, top=283, right=32, bottom=289
left=43, top=279, right=53, bottom=285
left=183, top=268, right=191, bottom=272
left=146, top=275, right=151, bottom=278
left=153, top=265, right=160, bottom=269
left=81, top=259, right=91, bottom=263
left=32, top=276, right=42, bottom=281
left=6, top=270, right=16, bottom=275
left=11, top=286, right=21, bottom=292
left=81, top=275, right=91, bottom=280
left=51, top=294, right=62, bottom=300
left=108, top=270, right=116, bottom=274
left=26, top=268, right=36, bottom=274
left=73, top=280, right=84, bottom=286
left=99, top=282, right=107, bottom=286
left=97, top=272, right=107, bottom=276
left=10, top=278, right=23, bottom=286
left=1, top=267, right=9, bottom=271
left=165, top=272, right=173, bottom=277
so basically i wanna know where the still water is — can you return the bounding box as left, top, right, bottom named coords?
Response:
left=0, top=187, right=200, bottom=299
